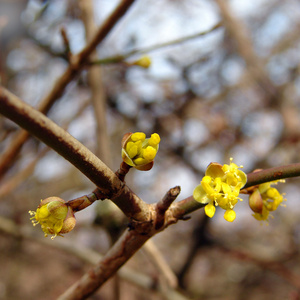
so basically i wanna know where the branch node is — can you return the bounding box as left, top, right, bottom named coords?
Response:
left=155, top=186, right=181, bottom=230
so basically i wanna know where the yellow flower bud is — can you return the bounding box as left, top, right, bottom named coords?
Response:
left=29, top=197, right=76, bottom=239
left=249, top=188, right=263, bottom=213
left=121, top=132, right=160, bottom=171
left=132, top=56, right=151, bottom=68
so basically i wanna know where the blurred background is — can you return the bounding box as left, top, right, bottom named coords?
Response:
left=1, top=0, right=300, bottom=299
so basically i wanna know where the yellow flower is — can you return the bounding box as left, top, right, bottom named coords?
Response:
left=250, top=180, right=285, bottom=221
left=193, top=158, right=247, bottom=222
left=122, top=132, right=160, bottom=171
left=29, top=197, right=76, bottom=239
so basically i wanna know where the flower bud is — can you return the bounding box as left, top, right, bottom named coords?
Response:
left=132, top=56, right=151, bottom=68
left=29, top=197, right=76, bottom=239
left=249, top=188, right=263, bottom=213
left=121, top=132, right=160, bottom=171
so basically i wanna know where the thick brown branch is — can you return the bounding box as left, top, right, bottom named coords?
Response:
left=0, top=87, right=150, bottom=221
left=57, top=228, right=151, bottom=300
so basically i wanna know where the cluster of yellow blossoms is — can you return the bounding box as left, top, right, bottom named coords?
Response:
left=29, top=131, right=287, bottom=239
left=249, top=180, right=286, bottom=221
left=29, top=197, right=76, bottom=239
left=193, top=158, right=247, bottom=222
left=122, top=132, right=160, bottom=170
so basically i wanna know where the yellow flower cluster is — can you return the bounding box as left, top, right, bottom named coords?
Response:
left=250, top=180, right=285, bottom=221
left=29, top=197, right=76, bottom=239
left=122, top=132, right=160, bottom=170
left=193, top=158, right=247, bottom=222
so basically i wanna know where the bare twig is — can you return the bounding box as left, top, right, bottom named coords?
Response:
left=60, top=27, right=72, bottom=60
left=155, top=186, right=181, bottom=230
left=90, top=22, right=223, bottom=65
left=143, top=240, right=178, bottom=288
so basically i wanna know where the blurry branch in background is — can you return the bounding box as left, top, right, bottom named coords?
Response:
left=217, top=244, right=300, bottom=290
left=0, top=147, right=49, bottom=199
left=79, top=0, right=111, bottom=165
left=90, top=22, right=223, bottom=65
left=0, top=0, right=136, bottom=180
left=142, top=240, right=178, bottom=289
left=0, top=96, right=90, bottom=200
left=215, top=0, right=277, bottom=100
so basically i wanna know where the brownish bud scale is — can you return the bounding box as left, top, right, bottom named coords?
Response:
left=249, top=188, right=263, bottom=213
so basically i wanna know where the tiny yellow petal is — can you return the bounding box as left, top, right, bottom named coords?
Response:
left=193, top=185, right=209, bottom=204
left=205, top=203, right=216, bottom=218
left=134, top=157, right=148, bottom=165
left=131, top=132, right=146, bottom=142
left=142, top=146, right=157, bottom=161
left=148, top=133, right=160, bottom=147
left=224, top=209, right=236, bottom=222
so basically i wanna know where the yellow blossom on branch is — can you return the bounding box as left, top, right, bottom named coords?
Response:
left=121, top=132, right=160, bottom=171
left=193, top=158, right=247, bottom=222
left=250, top=180, right=286, bottom=222
left=29, top=197, right=76, bottom=239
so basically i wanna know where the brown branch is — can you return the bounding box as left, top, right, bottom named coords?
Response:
left=115, top=161, right=132, bottom=182
left=0, top=0, right=136, bottom=179
left=60, top=27, right=72, bottom=60
left=155, top=186, right=181, bottom=230
left=0, top=87, right=150, bottom=221
left=57, top=228, right=152, bottom=300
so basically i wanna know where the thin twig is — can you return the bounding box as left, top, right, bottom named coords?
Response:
left=142, top=240, right=178, bottom=288
left=155, top=186, right=181, bottom=229
left=60, top=27, right=72, bottom=60
left=90, top=22, right=223, bottom=65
